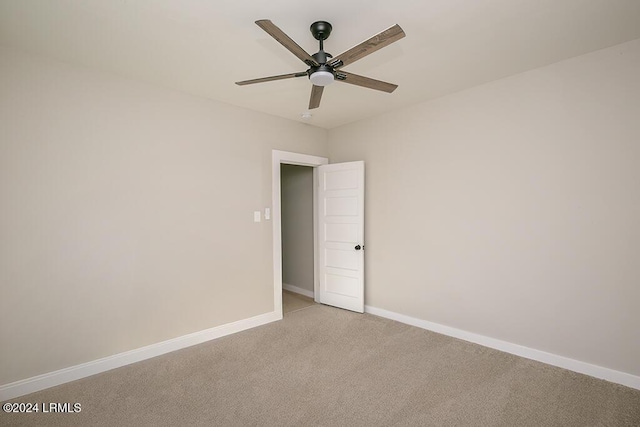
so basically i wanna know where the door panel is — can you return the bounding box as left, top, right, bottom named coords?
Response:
left=317, top=161, right=365, bottom=313
left=325, top=197, right=359, bottom=216
left=325, top=274, right=360, bottom=297
left=325, top=223, right=359, bottom=243
left=325, top=248, right=358, bottom=270
left=325, top=170, right=359, bottom=189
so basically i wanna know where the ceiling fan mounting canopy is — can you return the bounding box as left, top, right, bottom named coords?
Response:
left=235, top=19, right=405, bottom=110
left=310, top=21, right=332, bottom=41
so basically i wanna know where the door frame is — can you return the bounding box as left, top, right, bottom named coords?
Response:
left=272, top=150, right=328, bottom=316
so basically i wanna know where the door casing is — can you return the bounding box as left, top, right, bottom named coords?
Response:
left=272, top=150, right=328, bottom=316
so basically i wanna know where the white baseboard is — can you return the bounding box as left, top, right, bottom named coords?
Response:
left=283, top=283, right=314, bottom=299
left=0, top=310, right=282, bottom=401
left=365, top=305, right=640, bottom=391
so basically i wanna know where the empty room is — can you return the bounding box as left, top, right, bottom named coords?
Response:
left=1, top=1, right=639, bottom=425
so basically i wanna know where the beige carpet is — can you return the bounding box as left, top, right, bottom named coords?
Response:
left=2, top=304, right=639, bottom=426
left=282, top=290, right=315, bottom=314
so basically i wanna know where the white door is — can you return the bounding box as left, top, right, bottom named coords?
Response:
left=317, top=161, right=365, bottom=313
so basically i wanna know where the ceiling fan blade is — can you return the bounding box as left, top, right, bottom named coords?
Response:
left=329, top=24, right=405, bottom=69
left=235, top=72, right=307, bottom=86
left=335, top=71, right=398, bottom=93
left=255, top=20, right=319, bottom=67
left=309, top=85, right=324, bottom=109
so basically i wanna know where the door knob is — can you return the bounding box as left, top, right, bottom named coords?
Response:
left=355, top=245, right=362, bottom=250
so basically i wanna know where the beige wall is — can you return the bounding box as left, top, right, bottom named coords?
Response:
left=2, top=35, right=639, bottom=387
left=0, top=47, right=327, bottom=384
left=280, top=165, right=314, bottom=293
left=328, top=39, right=640, bottom=376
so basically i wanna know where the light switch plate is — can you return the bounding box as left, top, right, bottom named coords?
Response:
left=264, top=208, right=270, bottom=220
left=253, top=211, right=261, bottom=222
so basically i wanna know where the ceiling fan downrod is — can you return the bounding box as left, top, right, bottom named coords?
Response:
left=310, top=21, right=333, bottom=65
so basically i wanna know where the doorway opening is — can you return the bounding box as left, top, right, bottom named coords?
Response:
left=271, top=150, right=328, bottom=317
left=280, top=164, right=315, bottom=315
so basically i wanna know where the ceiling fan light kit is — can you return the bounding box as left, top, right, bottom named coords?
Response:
left=309, top=69, right=334, bottom=86
left=236, top=19, right=405, bottom=110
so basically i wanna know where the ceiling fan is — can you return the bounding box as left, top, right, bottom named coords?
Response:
left=236, top=20, right=405, bottom=110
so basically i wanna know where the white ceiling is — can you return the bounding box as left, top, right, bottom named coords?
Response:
left=1, top=0, right=640, bottom=129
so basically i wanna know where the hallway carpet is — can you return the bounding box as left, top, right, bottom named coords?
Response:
left=282, top=290, right=315, bottom=314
